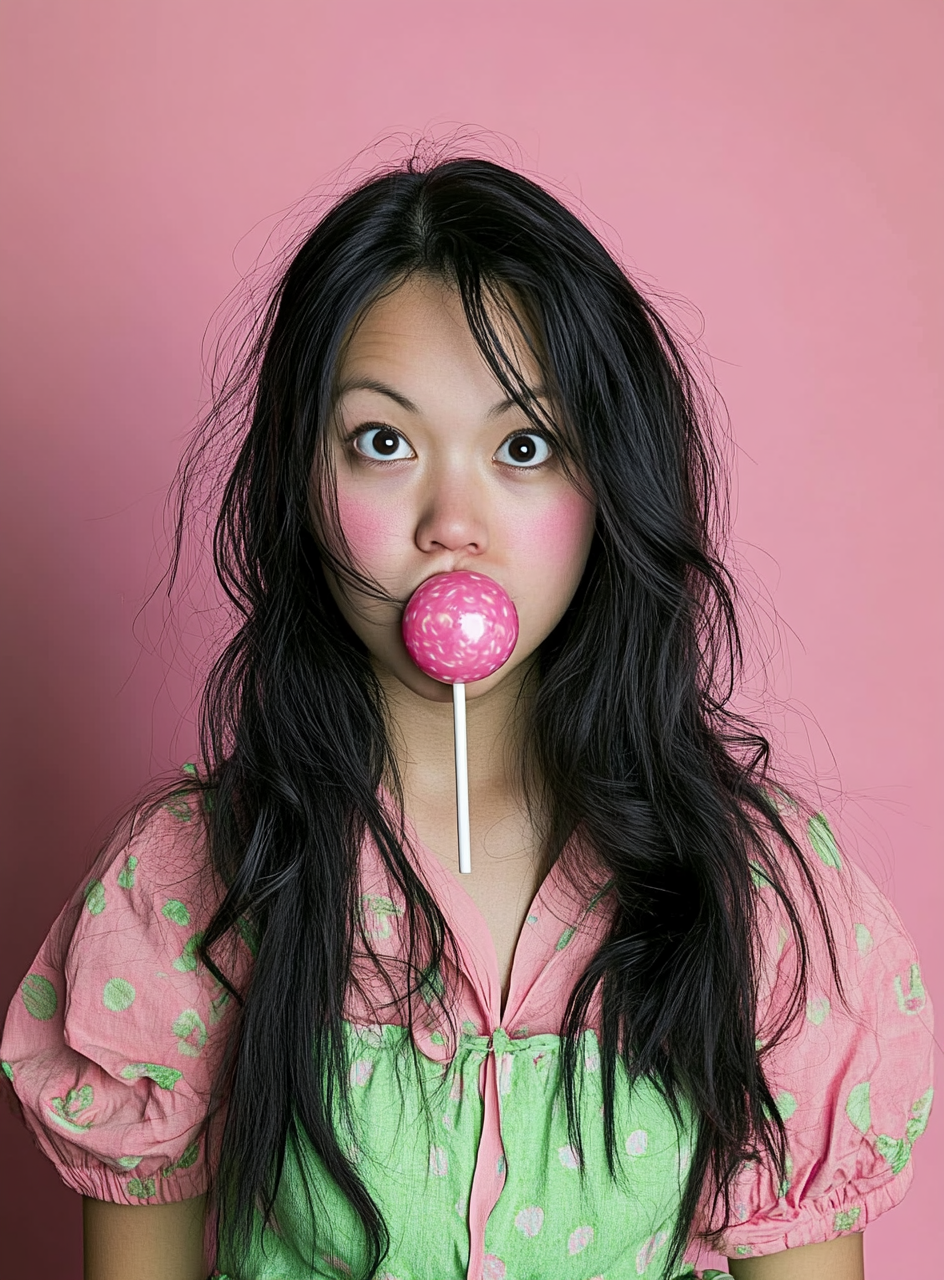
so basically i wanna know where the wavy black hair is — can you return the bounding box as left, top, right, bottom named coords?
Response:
left=160, top=154, right=836, bottom=1278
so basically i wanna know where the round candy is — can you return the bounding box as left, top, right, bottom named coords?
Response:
left=402, top=571, right=519, bottom=684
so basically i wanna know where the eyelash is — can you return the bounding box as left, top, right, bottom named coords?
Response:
left=346, top=424, right=555, bottom=469
left=346, top=424, right=414, bottom=464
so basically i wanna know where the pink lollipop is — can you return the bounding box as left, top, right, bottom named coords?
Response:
left=402, top=571, right=519, bottom=873
left=402, top=570, right=518, bottom=684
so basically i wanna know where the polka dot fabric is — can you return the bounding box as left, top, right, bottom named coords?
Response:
left=1, top=793, right=933, bottom=1278
left=1, top=798, right=251, bottom=1206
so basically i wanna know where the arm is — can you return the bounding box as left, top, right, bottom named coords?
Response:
left=83, top=1195, right=208, bottom=1280
left=729, top=1232, right=863, bottom=1280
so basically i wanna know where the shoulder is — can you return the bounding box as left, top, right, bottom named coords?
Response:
left=1, top=783, right=245, bottom=1205
left=39, top=788, right=224, bottom=988
left=751, top=801, right=929, bottom=1031
left=711, top=801, right=934, bottom=1260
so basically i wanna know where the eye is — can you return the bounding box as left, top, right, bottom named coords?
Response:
left=495, top=432, right=552, bottom=468
left=352, top=425, right=415, bottom=461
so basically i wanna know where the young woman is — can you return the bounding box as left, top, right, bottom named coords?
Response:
left=1, top=156, right=933, bottom=1280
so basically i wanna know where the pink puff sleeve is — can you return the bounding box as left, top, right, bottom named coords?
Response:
left=1, top=796, right=248, bottom=1205
left=709, top=810, right=934, bottom=1261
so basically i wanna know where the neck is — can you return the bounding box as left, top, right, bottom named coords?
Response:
left=376, top=658, right=536, bottom=817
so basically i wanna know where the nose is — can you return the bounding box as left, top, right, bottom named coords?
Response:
left=414, top=473, right=489, bottom=557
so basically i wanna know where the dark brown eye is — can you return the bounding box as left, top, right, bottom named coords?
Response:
left=353, top=427, right=413, bottom=460
left=496, top=433, right=551, bottom=467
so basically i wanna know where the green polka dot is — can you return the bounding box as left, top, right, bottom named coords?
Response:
left=807, top=813, right=841, bottom=869
left=162, top=899, right=191, bottom=927
left=2, top=1061, right=13, bottom=1081
left=162, top=1139, right=200, bottom=1177
left=117, top=1155, right=143, bottom=1169
left=749, top=861, right=771, bottom=889
left=126, top=1177, right=156, bottom=1198
left=21, top=973, right=57, bottom=1020
left=103, top=978, right=136, bottom=1012
left=163, top=794, right=193, bottom=822
left=555, top=925, right=577, bottom=951
left=854, top=923, right=873, bottom=956
left=236, top=915, right=259, bottom=956
left=907, top=1088, right=933, bottom=1143
left=418, top=966, right=444, bottom=1004
left=48, top=1084, right=94, bottom=1132
left=875, top=1133, right=910, bottom=1174
left=116, top=855, right=138, bottom=890
left=84, top=878, right=106, bottom=915
left=893, top=963, right=927, bottom=1015
left=834, top=1207, right=862, bottom=1232
left=845, top=1081, right=872, bottom=1134
left=120, top=1063, right=183, bottom=1091
left=777, top=1150, right=794, bottom=1198
left=172, top=932, right=204, bottom=972
left=775, top=1090, right=798, bottom=1121
left=806, top=996, right=830, bottom=1025
left=210, top=988, right=231, bottom=1024
left=178, top=1139, right=200, bottom=1169
left=172, top=1009, right=207, bottom=1058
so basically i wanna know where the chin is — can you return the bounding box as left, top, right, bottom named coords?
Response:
left=386, top=654, right=524, bottom=705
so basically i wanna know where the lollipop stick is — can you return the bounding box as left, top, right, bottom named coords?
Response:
left=452, top=681, right=471, bottom=874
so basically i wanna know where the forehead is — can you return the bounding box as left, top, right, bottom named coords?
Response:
left=336, top=274, right=543, bottom=394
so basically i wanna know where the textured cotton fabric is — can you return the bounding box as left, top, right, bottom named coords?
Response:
left=1, top=789, right=933, bottom=1279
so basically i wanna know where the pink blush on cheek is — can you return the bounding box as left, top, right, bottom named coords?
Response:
left=334, top=488, right=399, bottom=569
left=507, top=488, right=596, bottom=573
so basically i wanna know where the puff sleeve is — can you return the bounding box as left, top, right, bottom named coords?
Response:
left=1, top=797, right=248, bottom=1205
left=708, top=811, right=934, bottom=1261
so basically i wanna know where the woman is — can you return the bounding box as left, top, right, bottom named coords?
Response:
left=2, top=155, right=933, bottom=1280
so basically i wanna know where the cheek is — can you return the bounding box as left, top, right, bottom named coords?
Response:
left=508, top=488, right=596, bottom=577
left=335, top=487, right=404, bottom=572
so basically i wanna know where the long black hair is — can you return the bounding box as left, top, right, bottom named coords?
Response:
left=160, top=153, right=836, bottom=1277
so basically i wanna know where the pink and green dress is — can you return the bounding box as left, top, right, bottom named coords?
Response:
left=1, top=796, right=933, bottom=1279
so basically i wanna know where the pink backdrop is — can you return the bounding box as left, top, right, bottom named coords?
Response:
left=1, top=2, right=940, bottom=1275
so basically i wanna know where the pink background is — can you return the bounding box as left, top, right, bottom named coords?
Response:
left=1, top=2, right=940, bottom=1275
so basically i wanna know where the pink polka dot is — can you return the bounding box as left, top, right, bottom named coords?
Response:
left=625, top=1128, right=648, bottom=1156
left=514, top=1205, right=544, bottom=1237
left=348, top=1059, right=374, bottom=1087
left=635, top=1230, right=668, bottom=1274
left=557, top=1143, right=581, bottom=1170
left=482, top=1254, right=506, bottom=1279
left=568, top=1225, right=594, bottom=1255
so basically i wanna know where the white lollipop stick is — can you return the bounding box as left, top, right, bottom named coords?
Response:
left=401, top=571, right=519, bottom=875
left=452, top=682, right=471, bottom=874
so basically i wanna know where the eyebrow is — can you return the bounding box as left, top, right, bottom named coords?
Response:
left=335, top=376, right=548, bottom=420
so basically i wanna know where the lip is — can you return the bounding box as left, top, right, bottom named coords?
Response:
left=405, top=566, right=511, bottom=604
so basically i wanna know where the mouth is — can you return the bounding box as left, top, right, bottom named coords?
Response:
left=405, top=566, right=510, bottom=600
